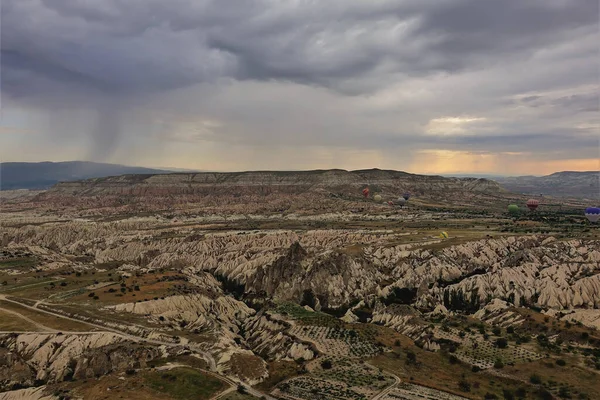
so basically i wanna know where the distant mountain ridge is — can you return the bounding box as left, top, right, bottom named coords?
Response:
left=494, top=171, right=599, bottom=199
left=0, top=161, right=175, bottom=190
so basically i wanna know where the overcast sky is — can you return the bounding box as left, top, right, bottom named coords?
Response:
left=1, top=0, right=598, bottom=175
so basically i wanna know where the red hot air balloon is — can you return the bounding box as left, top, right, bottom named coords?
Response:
left=362, top=188, right=370, bottom=198
left=526, top=199, right=539, bottom=211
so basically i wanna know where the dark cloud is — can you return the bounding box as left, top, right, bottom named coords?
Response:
left=2, top=0, right=597, bottom=97
left=1, top=0, right=597, bottom=168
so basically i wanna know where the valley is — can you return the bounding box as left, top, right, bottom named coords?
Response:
left=0, top=170, right=598, bottom=400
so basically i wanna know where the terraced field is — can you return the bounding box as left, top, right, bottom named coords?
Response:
left=382, top=383, right=468, bottom=399
left=290, top=325, right=381, bottom=358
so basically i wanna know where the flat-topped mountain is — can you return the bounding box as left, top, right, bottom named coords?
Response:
left=44, top=168, right=504, bottom=197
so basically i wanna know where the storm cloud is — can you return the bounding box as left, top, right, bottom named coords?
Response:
left=1, top=0, right=598, bottom=172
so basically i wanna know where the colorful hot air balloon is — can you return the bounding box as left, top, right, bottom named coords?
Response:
left=585, top=207, right=600, bottom=223
left=374, top=194, right=382, bottom=203
left=397, top=197, right=406, bottom=207
left=439, top=231, right=449, bottom=239
left=508, top=204, right=519, bottom=214
left=526, top=199, right=539, bottom=211
left=403, top=192, right=411, bottom=201
left=362, top=188, right=370, bottom=198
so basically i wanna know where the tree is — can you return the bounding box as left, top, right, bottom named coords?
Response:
left=556, top=359, right=566, bottom=366
left=449, top=355, right=459, bottom=364
left=494, top=359, right=504, bottom=369
left=237, top=384, right=247, bottom=394
left=406, top=350, right=417, bottom=365
left=503, top=388, right=515, bottom=400
left=496, top=338, right=508, bottom=348
left=321, top=360, right=332, bottom=369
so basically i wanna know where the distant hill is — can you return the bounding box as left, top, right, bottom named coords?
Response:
left=0, top=161, right=174, bottom=190
left=494, top=171, right=599, bottom=199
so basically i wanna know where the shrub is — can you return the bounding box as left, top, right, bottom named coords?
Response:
left=558, top=386, right=571, bottom=399
left=458, top=380, right=471, bottom=392
left=484, top=394, right=499, bottom=400
left=507, top=326, right=515, bottom=334
left=530, top=374, right=542, bottom=384
left=515, top=387, right=527, bottom=399
left=449, top=355, right=459, bottom=364
left=471, top=365, right=481, bottom=372
left=321, top=360, right=332, bottom=369
left=493, top=327, right=502, bottom=336
left=503, top=389, right=515, bottom=400
left=496, top=338, right=508, bottom=348
left=494, top=359, right=504, bottom=369
left=556, top=359, right=566, bottom=366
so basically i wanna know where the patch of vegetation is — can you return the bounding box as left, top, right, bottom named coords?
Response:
left=0, top=258, right=38, bottom=270
left=276, top=302, right=341, bottom=327
left=144, top=367, right=226, bottom=400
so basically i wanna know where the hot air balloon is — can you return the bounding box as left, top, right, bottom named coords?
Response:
left=508, top=204, right=519, bottom=214
left=439, top=231, right=449, bottom=239
left=387, top=201, right=394, bottom=206
left=403, top=192, right=411, bottom=201
left=374, top=194, right=382, bottom=203
left=362, top=188, right=370, bottom=198
left=526, top=199, right=539, bottom=211
left=397, top=197, right=406, bottom=207
left=585, top=207, right=600, bottom=223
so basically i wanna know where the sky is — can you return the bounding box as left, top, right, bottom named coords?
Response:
left=1, top=0, right=599, bottom=175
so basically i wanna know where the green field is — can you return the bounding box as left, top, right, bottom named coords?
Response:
left=144, top=367, right=226, bottom=400
left=0, top=257, right=38, bottom=269
left=276, top=302, right=341, bottom=327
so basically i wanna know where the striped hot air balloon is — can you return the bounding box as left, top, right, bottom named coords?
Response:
left=362, top=188, right=370, bottom=198
left=439, top=231, right=449, bottom=239
left=585, top=207, right=600, bottom=223
left=526, top=199, right=539, bottom=211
